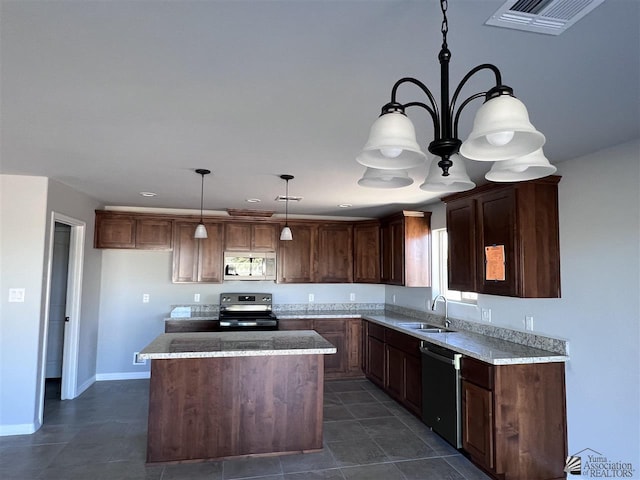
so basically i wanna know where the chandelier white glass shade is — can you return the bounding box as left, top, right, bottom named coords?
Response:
left=419, top=155, right=475, bottom=193
left=357, top=112, right=427, bottom=170
left=459, top=93, right=546, bottom=161
left=357, top=0, right=549, bottom=191
left=358, top=167, right=414, bottom=188
left=194, top=168, right=210, bottom=239
left=279, top=174, right=294, bottom=241
left=485, top=149, right=557, bottom=182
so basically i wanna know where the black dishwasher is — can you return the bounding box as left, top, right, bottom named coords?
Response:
left=421, top=343, right=462, bottom=448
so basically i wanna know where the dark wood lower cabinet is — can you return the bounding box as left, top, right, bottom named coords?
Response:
left=279, top=318, right=362, bottom=380
left=363, top=320, right=422, bottom=418
left=461, top=356, right=567, bottom=480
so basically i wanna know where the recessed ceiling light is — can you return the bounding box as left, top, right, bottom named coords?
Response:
left=338, top=203, right=352, bottom=208
left=246, top=198, right=261, bottom=203
left=140, top=192, right=157, bottom=197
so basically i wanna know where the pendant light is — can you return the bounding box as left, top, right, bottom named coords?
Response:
left=280, top=174, right=294, bottom=241
left=194, top=169, right=210, bottom=239
left=357, top=0, right=548, bottom=191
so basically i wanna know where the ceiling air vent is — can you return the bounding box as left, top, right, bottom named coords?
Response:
left=485, top=0, right=606, bottom=35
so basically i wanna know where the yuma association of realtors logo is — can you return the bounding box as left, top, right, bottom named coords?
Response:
left=565, top=448, right=636, bottom=477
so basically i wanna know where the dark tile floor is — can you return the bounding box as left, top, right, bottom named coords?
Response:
left=0, top=378, right=491, bottom=480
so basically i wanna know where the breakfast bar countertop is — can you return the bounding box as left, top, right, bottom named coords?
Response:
left=138, top=330, right=337, bottom=360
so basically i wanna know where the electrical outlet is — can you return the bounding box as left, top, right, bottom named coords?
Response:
left=142, top=294, right=149, bottom=303
left=308, top=293, right=314, bottom=302
left=349, top=293, right=356, bottom=301
left=133, top=352, right=146, bottom=365
left=8, top=288, right=25, bottom=302
left=525, top=315, right=534, bottom=331
left=481, top=308, right=492, bottom=322
left=194, top=293, right=200, bottom=302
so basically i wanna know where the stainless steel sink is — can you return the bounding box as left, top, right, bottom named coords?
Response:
left=398, top=322, right=429, bottom=329
left=418, top=326, right=454, bottom=333
left=398, top=322, right=454, bottom=333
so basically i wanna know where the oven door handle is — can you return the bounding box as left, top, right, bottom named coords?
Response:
left=220, top=320, right=258, bottom=327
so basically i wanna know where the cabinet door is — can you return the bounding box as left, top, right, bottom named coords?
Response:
left=316, top=223, right=353, bottom=283
left=95, top=214, right=136, bottom=248
left=278, top=224, right=316, bottom=283
left=380, top=223, right=392, bottom=283
left=389, top=219, right=404, bottom=285
left=314, top=320, right=348, bottom=377
left=367, top=336, right=385, bottom=387
left=404, top=353, right=422, bottom=417
left=385, top=344, right=404, bottom=400
left=347, top=319, right=362, bottom=375
left=136, top=218, right=173, bottom=250
left=172, top=223, right=200, bottom=282
left=354, top=222, right=380, bottom=283
left=446, top=198, right=477, bottom=292
left=251, top=224, right=277, bottom=251
left=462, top=379, right=494, bottom=471
left=224, top=223, right=252, bottom=251
left=476, top=188, right=517, bottom=296
left=198, top=222, right=224, bottom=283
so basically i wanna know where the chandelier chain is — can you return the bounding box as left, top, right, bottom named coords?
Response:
left=440, top=0, right=448, bottom=47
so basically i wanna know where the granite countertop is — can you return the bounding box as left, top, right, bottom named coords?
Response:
left=363, top=313, right=568, bottom=365
left=138, top=330, right=337, bottom=360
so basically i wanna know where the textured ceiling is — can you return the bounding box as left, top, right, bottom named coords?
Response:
left=1, top=0, right=639, bottom=218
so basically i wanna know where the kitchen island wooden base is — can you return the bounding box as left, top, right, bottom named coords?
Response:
left=146, top=354, right=325, bottom=463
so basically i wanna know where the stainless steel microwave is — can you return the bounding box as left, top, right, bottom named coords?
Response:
left=223, top=251, right=277, bottom=281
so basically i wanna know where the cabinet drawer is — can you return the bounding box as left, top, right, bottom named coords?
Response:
left=385, top=328, right=420, bottom=356
left=314, top=319, right=347, bottom=333
left=367, top=322, right=386, bottom=341
left=461, top=356, right=494, bottom=390
left=278, top=319, right=313, bottom=330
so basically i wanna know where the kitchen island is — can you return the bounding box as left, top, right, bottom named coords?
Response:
left=138, top=330, right=336, bottom=464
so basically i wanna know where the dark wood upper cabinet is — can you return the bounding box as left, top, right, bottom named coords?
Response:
left=380, top=211, right=431, bottom=287
left=95, top=211, right=172, bottom=250
left=278, top=222, right=353, bottom=283
left=224, top=222, right=277, bottom=252
left=354, top=221, right=380, bottom=284
left=277, top=223, right=317, bottom=283
left=316, top=223, right=353, bottom=283
left=172, top=222, right=223, bottom=283
left=444, top=176, right=561, bottom=298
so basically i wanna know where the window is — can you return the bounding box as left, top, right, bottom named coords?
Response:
left=433, top=228, right=477, bottom=304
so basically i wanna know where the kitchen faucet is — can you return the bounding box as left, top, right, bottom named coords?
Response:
left=431, top=295, right=450, bottom=328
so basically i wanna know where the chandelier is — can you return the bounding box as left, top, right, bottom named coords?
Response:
left=357, top=0, right=556, bottom=193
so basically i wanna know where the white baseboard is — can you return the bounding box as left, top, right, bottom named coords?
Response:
left=96, top=371, right=150, bottom=381
left=76, top=375, right=96, bottom=397
left=0, top=422, right=38, bottom=437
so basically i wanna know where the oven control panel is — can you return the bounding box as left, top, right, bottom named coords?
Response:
left=220, top=293, right=272, bottom=305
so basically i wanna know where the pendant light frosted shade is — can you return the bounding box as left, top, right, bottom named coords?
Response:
left=280, top=174, right=294, bottom=241
left=485, top=149, right=557, bottom=182
left=280, top=226, right=293, bottom=241
left=419, top=155, right=475, bottom=193
left=194, top=168, right=211, bottom=239
left=460, top=94, right=545, bottom=161
left=194, top=223, right=208, bottom=239
left=357, top=167, right=414, bottom=188
left=358, top=113, right=426, bottom=170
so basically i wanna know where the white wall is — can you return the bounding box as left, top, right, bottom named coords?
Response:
left=0, top=175, right=103, bottom=435
left=0, top=176, right=48, bottom=434
left=407, top=140, right=640, bottom=472
left=96, top=249, right=385, bottom=377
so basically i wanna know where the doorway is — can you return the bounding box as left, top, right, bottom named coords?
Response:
left=39, top=212, right=86, bottom=424
left=45, top=223, right=71, bottom=401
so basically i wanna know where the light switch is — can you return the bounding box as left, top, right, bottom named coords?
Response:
left=308, top=293, right=314, bottom=302
left=8, top=288, right=25, bottom=302
left=142, top=294, right=150, bottom=303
